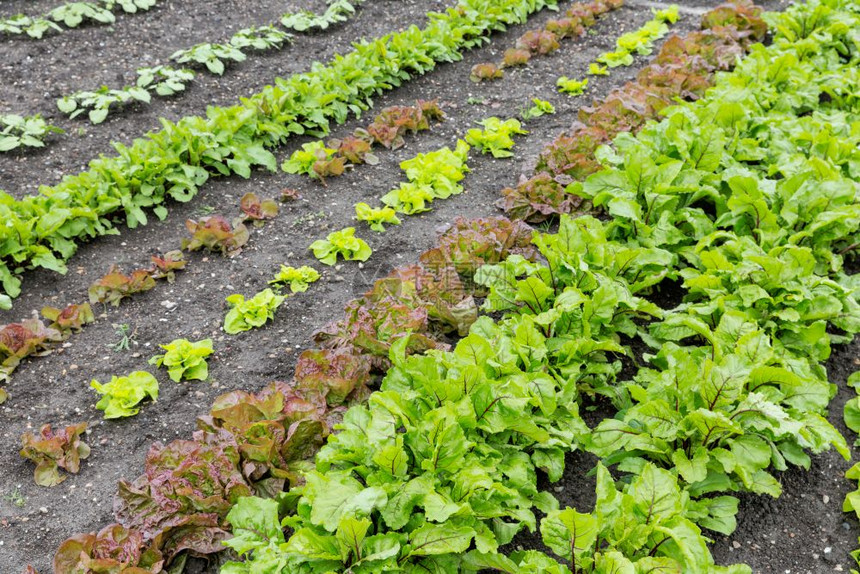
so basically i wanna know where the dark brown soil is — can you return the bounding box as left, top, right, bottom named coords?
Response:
left=2, top=1, right=854, bottom=573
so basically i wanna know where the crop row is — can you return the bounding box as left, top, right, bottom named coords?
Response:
left=469, top=0, right=623, bottom=82
left=0, top=0, right=561, bottom=306
left=0, top=0, right=159, bottom=39
left=54, top=0, right=368, bottom=125
left=499, top=0, right=768, bottom=222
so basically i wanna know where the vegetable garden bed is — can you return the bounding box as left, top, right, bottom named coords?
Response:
left=1, top=0, right=858, bottom=572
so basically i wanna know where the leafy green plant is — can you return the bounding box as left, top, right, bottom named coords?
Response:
left=0, top=318, right=63, bottom=388
left=53, top=524, right=165, bottom=574
left=224, top=289, right=286, bottom=334
left=282, top=140, right=345, bottom=184
left=516, top=28, right=560, bottom=54
left=310, top=228, right=372, bottom=266
left=595, top=5, right=678, bottom=69
left=588, top=62, right=609, bottom=75
left=103, top=0, right=158, bottom=12
left=464, top=116, right=527, bottom=158
left=354, top=202, right=401, bottom=232
left=182, top=216, right=250, bottom=256
left=268, top=265, right=320, bottom=293
left=171, top=42, right=246, bottom=75
left=135, top=65, right=195, bottom=96
left=521, top=97, right=555, bottom=120
left=41, top=303, right=95, bottom=334
left=90, top=371, right=159, bottom=419
left=229, top=25, right=292, bottom=51
left=469, top=62, right=503, bottom=82
left=49, top=2, right=114, bottom=27
left=149, top=338, right=214, bottom=382
left=240, top=192, right=279, bottom=222
left=0, top=114, right=64, bottom=152
left=20, top=423, right=90, bottom=487
left=0, top=15, right=61, bottom=38
left=280, top=0, right=365, bottom=32
left=88, top=266, right=156, bottom=306
left=502, top=47, right=531, bottom=67
left=382, top=140, right=471, bottom=213
left=2, top=487, right=25, bottom=508
left=328, top=135, right=378, bottom=165
left=149, top=250, right=186, bottom=282
left=556, top=76, right=588, bottom=95
left=57, top=85, right=151, bottom=124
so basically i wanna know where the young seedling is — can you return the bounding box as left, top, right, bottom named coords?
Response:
left=224, top=289, right=286, bottom=334
left=464, top=117, right=527, bottom=158
left=110, top=323, right=137, bottom=352
left=355, top=203, right=401, bottom=232
left=309, top=227, right=372, bottom=265
left=149, top=338, right=214, bottom=382
left=0, top=114, right=64, bottom=152
left=268, top=265, right=320, bottom=293
left=90, top=371, right=158, bottom=419
left=557, top=76, right=588, bottom=95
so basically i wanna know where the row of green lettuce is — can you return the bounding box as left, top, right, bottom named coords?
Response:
left=216, top=1, right=860, bottom=572
left=0, top=0, right=561, bottom=304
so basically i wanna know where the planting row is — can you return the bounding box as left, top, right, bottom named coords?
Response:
left=52, top=0, right=373, bottom=125
left=499, top=0, right=768, bottom=221
left=469, top=0, right=623, bottom=82
left=0, top=0, right=561, bottom=305
left=0, top=0, right=159, bottom=39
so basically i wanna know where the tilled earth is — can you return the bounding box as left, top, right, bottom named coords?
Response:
left=1, top=0, right=855, bottom=572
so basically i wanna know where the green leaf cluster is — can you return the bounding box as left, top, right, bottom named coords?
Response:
left=0, top=14, right=61, bottom=38
left=280, top=0, right=365, bottom=32
left=595, top=5, right=678, bottom=69
left=464, top=117, right=527, bottom=158
left=149, top=338, right=214, bottom=382
left=90, top=371, right=159, bottom=419
left=269, top=265, right=321, bottom=293
left=135, top=65, right=196, bottom=97
left=58, top=85, right=151, bottom=124
left=556, top=76, right=587, bottom=95
left=521, top=97, right=555, bottom=120
left=381, top=140, right=471, bottom=214
left=0, top=114, right=64, bottom=152
left=229, top=25, right=292, bottom=51
left=310, top=228, right=372, bottom=266
left=354, top=203, right=401, bottom=232
left=170, top=42, right=246, bottom=75
left=224, top=288, right=286, bottom=334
